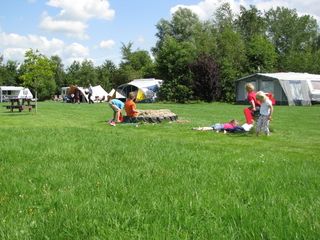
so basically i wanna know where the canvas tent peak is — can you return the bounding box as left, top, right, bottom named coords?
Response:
left=18, top=88, right=33, bottom=99
left=108, top=88, right=126, bottom=99
left=90, top=85, right=109, bottom=102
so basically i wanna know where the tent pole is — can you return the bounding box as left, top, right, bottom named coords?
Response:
left=35, top=91, right=37, bottom=114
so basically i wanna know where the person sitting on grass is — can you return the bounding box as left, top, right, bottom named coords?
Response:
left=124, top=92, right=139, bottom=120
left=255, top=91, right=273, bottom=136
left=107, top=95, right=124, bottom=126
left=193, top=119, right=240, bottom=133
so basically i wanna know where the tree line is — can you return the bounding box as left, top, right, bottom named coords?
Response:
left=1, top=4, right=320, bottom=102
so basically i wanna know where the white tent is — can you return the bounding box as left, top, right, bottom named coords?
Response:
left=90, top=85, right=109, bottom=102
left=236, top=72, right=320, bottom=106
left=117, top=78, right=163, bottom=102
left=108, top=88, right=126, bottom=99
left=61, top=85, right=109, bottom=103
left=18, top=88, right=33, bottom=100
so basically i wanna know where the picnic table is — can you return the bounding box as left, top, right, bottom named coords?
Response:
left=4, top=98, right=35, bottom=112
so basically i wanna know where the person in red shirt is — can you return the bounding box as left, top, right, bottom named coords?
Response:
left=243, top=83, right=260, bottom=124
left=125, top=92, right=139, bottom=118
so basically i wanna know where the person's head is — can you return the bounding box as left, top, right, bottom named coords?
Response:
left=230, top=119, right=239, bottom=126
left=107, top=95, right=113, bottom=102
left=245, top=83, right=255, bottom=92
left=128, top=92, right=136, bottom=101
left=256, top=91, right=267, bottom=102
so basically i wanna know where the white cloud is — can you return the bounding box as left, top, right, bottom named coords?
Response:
left=3, top=48, right=26, bottom=61
left=99, top=39, right=115, bottom=49
left=39, top=13, right=88, bottom=39
left=0, top=32, right=89, bottom=65
left=40, top=0, right=115, bottom=39
left=46, top=0, right=115, bottom=21
left=136, top=36, right=145, bottom=44
left=64, top=42, right=89, bottom=57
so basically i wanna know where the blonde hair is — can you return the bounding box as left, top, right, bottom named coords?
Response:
left=128, top=92, right=136, bottom=100
left=256, top=91, right=267, bottom=101
left=230, top=119, right=239, bottom=126
left=107, top=95, right=113, bottom=101
left=245, top=83, right=255, bottom=92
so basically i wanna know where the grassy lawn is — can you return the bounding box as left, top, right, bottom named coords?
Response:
left=0, top=101, right=319, bottom=239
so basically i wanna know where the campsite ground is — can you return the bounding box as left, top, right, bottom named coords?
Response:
left=0, top=101, right=319, bottom=239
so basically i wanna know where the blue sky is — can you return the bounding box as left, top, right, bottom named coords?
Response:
left=0, top=0, right=319, bottom=67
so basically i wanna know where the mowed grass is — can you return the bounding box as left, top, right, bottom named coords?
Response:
left=0, top=101, right=319, bottom=239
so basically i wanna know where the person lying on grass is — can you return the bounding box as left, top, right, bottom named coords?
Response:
left=193, top=119, right=240, bottom=133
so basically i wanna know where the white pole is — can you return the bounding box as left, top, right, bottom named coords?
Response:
left=35, top=90, right=37, bottom=114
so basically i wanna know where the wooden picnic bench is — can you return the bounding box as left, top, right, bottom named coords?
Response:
left=4, top=98, right=35, bottom=112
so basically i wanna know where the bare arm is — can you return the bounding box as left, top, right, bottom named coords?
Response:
left=269, top=104, right=273, bottom=120
left=250, top=99, right=256, bottom=111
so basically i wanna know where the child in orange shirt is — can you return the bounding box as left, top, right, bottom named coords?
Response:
left=125, top=92, right=139, bottom=118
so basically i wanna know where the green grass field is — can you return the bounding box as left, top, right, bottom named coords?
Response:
left=0, top=101, right=319, bottom=239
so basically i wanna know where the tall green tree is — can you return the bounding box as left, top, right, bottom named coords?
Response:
left=283, top=49, right=314, bottom=73
left=245, top=35, right=277, bottom=73
left=265, top=7, right=318, bottom=70
left=20, top=49, right=56, bottom=100
left=153, top=8, right=202, bottom=102
left=0, top=55, right=4, bottom=85
left=97, top=60, right=117, bottom=90
left=214, top=4, right=246, bottom=102
left=234, top=6, right=276, bottom=73
left=171, top=7, right=202, bottom=42
left=214, top=3, right=234, bottom=30
left=216, top=26, right=246, bottom=102
left=155, top=36, right=195, bottom=102
left=118, top=42, right=155, bottom=81
left=0, top=56, right=20, bottom=86
left=65, top=61, right=81, bottom=86
left=235, top=5, right=266, bottom=41
left=153, top=8, right=201, bottom=55
left=50, top=55, right=65, bottom=93
left=78, top=59, right=97, bottom=87
left=312, top=50, right=320, bottom=73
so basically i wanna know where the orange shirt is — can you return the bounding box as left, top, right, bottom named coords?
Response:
left=125, top=99, right=138, bottom=117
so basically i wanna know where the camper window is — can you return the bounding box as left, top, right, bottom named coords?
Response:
left=261, top=81, right=274, bottom=93
left=311, top=81, right=320, bottom=90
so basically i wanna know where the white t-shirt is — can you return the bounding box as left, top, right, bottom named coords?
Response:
left=260, top=99, right=272, bottom=116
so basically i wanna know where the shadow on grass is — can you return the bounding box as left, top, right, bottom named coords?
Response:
left=0, top=111, right=34, bottom=116
left=226, top=133, right=253, bottom=138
